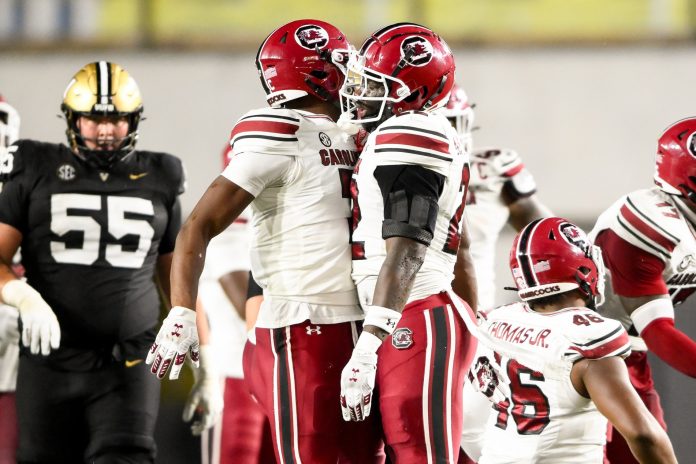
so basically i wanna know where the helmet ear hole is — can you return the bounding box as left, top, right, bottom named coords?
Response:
left=309, top=70, right=329, bottom=79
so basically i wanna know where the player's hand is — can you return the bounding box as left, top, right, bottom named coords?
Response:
left=183, top=345, right=224, bottom=435
left=1, top=280, right=60, bottom=356
left=468, top=355, right=510, bottom=404
left=146, top=306, right=199, bottom=380
left=340, top=332, right=381, bottom=422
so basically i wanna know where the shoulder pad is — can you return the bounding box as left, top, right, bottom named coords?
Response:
left=0, top=139, right=50, bottom=181
left=471, top=147, right=524, bottom=178
left=155, top=152, right=186, bottom=195
left=229, top=107, right=300, bottom=156
left=562, top=309, right=630, bottom=361
left=372, top=111, right=456, bottom=175
left=593, top=188, right=685, bottom=261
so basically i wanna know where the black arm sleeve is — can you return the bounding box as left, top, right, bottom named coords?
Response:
left=374, top=164, right=445, bottom=246
left=246, top=271, right=263, bottom=299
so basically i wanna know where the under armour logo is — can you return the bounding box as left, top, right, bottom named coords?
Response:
left=171, top=323, right=183, bottom=337
left=306, top=325, right=322, bottom=335
left=386, top=319, right=396, bottom=328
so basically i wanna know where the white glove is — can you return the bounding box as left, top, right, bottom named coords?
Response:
left=146, top=306, right=199, bottom=380
left=1, top=280, right=60, bottom=356
left=468, top=354, right=511, bottom=404
left=0, top=304, right=19, bottom=356
left=340, top=331, right=381, bottom=422
left=183, top=344, right=224, bottom=435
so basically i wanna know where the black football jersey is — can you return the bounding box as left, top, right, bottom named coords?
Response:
left=0, top=140, right=184, bottom=350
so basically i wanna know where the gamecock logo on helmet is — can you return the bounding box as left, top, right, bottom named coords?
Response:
left=295, top=25, right=329, bottom=50
left=559, top=222, right=589, bottom=251
left=400, top=36, right=434, bottom=67
left=687, top=132, right=696, bottom=158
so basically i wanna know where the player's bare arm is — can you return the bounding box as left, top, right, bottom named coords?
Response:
left=505, top=193, right=553, bottom=232
left=147, top=176, right=253, bottom=379
left=574, top=356, right=677, bottom=463
left=170, top=176, right=253, bottom=309
left=0, top=222, right=21, bottom=287
left=452, top=216, right=478, bottom=310
left=367, top=236, right=427, bottom=340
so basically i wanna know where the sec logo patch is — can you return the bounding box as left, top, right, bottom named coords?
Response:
left=392, top=327, right=413, bottom=349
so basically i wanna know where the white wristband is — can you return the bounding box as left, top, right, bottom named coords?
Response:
left=630, top=298, right=674, bottom=334
left=363, top=305, right=402, bottom=335
left=197, top=344, right=217, bottom=376
left=1, top=279, right=43, bottom=310
left=355, top=331, right=383, bottom=354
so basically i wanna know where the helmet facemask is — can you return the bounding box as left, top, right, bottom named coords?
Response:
left=0, top=100, right=20, bottom=150
left=337, top=49, right=413, bottom=127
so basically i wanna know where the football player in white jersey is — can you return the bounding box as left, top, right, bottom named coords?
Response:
left=146, top=19, right=385, bottom=463
left=0, top=95, right=20, bottom=464
left=471, top=217, right=675, bottom=464
left=441, top=86, right=553, bottom=462
left=590, top=117, right=696, bottom=463
left=336, top=23, right=478, bottom=463
left=441, top=84, right=552, bottom=311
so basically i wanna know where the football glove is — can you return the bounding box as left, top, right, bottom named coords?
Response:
left=468, top=354, right=511, bottom=404
left=1, top=279, right=60, bottom=356
left=183, top=344, right=224, bottom=435
left=146, top=306, right=199, bottom=380
left=340, top=331, right=381, bottom=422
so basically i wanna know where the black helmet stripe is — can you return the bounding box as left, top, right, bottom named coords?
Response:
left=255, top=31, right=274, bottom=95
left=97, top=61, right=111, bottom=105
left=517, top=218, right=544, bottom=287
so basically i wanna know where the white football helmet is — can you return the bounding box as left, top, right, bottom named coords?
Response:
left=440, top=84, right=474, bottom=153
left=0, top=95, right=20, bottom=149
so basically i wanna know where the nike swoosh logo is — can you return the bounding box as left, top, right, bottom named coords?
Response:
left=125, top=359, right=144, bottom=368
left=129, top=172, right=148, bottom=180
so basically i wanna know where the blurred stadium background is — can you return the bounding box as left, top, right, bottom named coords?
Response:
left=1, top=0, right=695, bottom=462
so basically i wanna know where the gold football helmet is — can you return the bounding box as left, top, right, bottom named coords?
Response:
left=61, top=61, right=143, bottom=168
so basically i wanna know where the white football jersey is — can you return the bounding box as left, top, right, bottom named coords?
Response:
left=590, top=187, right=696, bottom=344
left=466, top=147, right=537, bottom=310
left=351, top=111, right=469, bottom=305
left=476, top=302, right=630, bottom=464
left=223, top=107, right=362, bottom=328
left=198, top=215, right=250, bottom=379
left=0, top=304, right=18, bottom=391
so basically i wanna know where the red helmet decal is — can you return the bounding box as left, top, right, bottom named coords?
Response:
left=295, top=25, right=329, bottom=50
left=400, top=36, right=434, bottom=67
left=687, top=131, right=696, bottom=158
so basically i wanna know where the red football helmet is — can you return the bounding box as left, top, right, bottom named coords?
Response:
left=509, top=217, right=605, bottom=307
left=0, top=95, right=20, bottom=149
left=654, top=117, right=696, bottom=206
left=338, top=22, right=455, bottom=125
left=440, top=84, right=474, bottom=152
left=256, top=19, right=351, bottom=108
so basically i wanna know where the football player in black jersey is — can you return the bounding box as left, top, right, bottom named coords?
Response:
left=0, top=61, right=185, bottom=464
